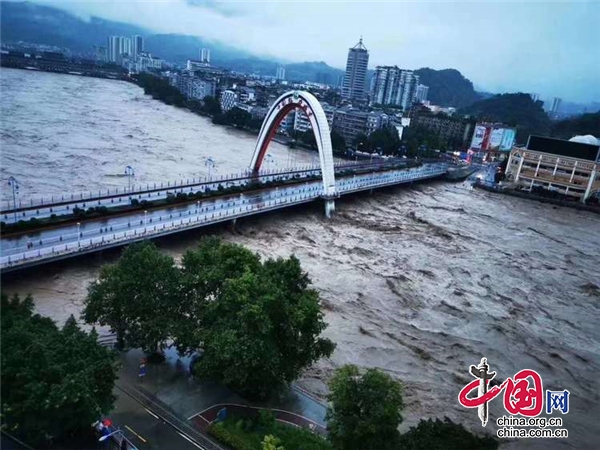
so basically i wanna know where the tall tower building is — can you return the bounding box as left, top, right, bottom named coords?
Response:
left=276, top=66, right=286, bottom=81
left=551, top=97, right=562, bottom=114
left=341, top=38, right=369, bottom=103
left=529, top=93, right=540, bottom=102
left=200, top=48, right=211, bottom=64
left=108, top=36, right=121, bottom=62
left=133, top=35, right=144, bottom=59
left=415, top=84, right=429, bottom=103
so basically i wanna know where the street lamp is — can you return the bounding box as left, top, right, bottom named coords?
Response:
left=125, top=166, right=135, bottom=191
left=77, top=222, right=81, bottom=247
left=205, top=157, right=216, bottom=179
left=7, top=176, right=19, bottom=221
left=144, top=210, right=148, bottom=233
left=98, top=429, right=138, bottom=450
left=265, top=154, right=275, bottom=172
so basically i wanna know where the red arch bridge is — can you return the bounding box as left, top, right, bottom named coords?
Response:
left=0, top=91, right=462, bottom=273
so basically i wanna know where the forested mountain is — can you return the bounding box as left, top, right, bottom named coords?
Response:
left=0, top=1, right=147, bottom=53
left=1, top=2, right=343, bottom=83
left=460, top=93, right=552, bottom=144
left=414, top=68, right=481, bottom=108
left=550, top=111, right=600, bottom=140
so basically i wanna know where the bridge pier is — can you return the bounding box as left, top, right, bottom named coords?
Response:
left=229, top=217, right=238, bottom=232
left=324, top=198, right=335, bottom=218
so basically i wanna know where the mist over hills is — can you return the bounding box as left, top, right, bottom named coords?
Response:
left=1, top=1, right=345, bottom=84
left=2, top=1, right=596, bottom=114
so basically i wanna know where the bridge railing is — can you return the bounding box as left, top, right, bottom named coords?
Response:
left=1, top=159, right=404, bottom=213
left=0, top=184, right=324, bottom=269
left=0, top=163, right=449, bottom=270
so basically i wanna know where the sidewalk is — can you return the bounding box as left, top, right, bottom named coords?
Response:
left=118, top=348, right=328, bottom=431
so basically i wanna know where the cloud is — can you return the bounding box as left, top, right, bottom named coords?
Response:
left=185, top=0, right=249, bottom=18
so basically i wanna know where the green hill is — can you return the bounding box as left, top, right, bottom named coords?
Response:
left=414, top=68, right=481, bottom=108
left=551, top=111, right=600, bottom=140
left=460, top=93, right=552, bottom=144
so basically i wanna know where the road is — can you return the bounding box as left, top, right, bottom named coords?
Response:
left=108, top=387, right=206, bottom=450
left=0, top=163, right=449, bottom=271
left=1, top=168, right=322, bottom=224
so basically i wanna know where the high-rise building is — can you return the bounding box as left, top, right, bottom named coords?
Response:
left=276, top=66, right=286, bottom=81
left=415, top=84, right=429, bottom=103
left=120, top=37, right=132, bottom=58
left=107, top=36, right=121, bottom=62
left=551, top=97, right=562, bottom=114
left=133, top=35, right=144, bottom=60
left=108, top=36, right=133, bottom=63
left=200, top=48, right=211, bottom=64
left=370, top=66, right=420, bottom=111
left=341, top=38, right=369, bottom=103
left=529, top=93, right=540, bottom=102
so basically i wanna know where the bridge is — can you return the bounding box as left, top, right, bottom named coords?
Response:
left=1, top=91, right=455, bottom=273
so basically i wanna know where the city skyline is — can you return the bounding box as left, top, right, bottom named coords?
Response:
left=4, top=0, right=600, bottom=104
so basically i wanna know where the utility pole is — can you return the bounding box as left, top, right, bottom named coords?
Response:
left=125, top=165, right=135, bottom=191
left=7, top=176, right=19, bottom=222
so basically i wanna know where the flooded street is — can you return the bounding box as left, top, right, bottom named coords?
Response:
left=2, top=69, right=599, bottom=449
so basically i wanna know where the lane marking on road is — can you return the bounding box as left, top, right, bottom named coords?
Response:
left=144, top=408, right=160, bottom=420
left=125, top=425, right=148, bottom=443
left=177, top=431, right=205, bottom=449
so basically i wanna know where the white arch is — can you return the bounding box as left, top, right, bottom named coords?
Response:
left=249, top=91, right=337, bottom=209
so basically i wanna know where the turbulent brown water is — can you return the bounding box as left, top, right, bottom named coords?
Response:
left=2, top=69, right=599, bottom=449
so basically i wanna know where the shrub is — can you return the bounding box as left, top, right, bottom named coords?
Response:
left=207, top=423, right=255, bottom=450
left=397, top=417, right=498, bottom=450
left=130, top=198, right=139, bottom=206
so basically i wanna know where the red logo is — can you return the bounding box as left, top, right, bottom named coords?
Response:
left=458, top=358, right=543, bottom=426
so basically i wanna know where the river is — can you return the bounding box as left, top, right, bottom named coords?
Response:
left=1, top=68, right=599, bottom=449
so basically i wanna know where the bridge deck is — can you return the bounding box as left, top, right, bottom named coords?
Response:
left=0, top=164, right=448, bottom=272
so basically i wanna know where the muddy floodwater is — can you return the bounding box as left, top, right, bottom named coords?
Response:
left=2, top=69, right=600, bottom=449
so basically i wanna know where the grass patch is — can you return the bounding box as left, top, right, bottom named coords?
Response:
left=208, top=411, right=331, bottom=450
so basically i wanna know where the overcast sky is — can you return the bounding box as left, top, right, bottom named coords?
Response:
left=30, top=0, right=600, bottom=103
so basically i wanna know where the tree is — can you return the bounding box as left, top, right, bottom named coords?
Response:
left=172, top=237, right=262, bottom=355
left=202, top=95, right=222, bottom=116
left=1, top=294, right=117, bottom=446
left=353, top=132, right=368, bottom=150
left=187, top=240, right=335, bottom=399
left=326, top=365, right=403, bottom=450
left=299, top=130, right=318, bottom=149
left=551, top=111, right=600, bottom=140
left=82, top=241, right=179, bottom=354
left=367, top=127, right=401, bottom=155
left=397, top=418, right=498, bottom=450
left=330, top=130, right=347, bottom=155
left=263, top=434, right=285, bottom=450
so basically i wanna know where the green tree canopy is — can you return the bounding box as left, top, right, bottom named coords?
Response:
left=173, top=237, right=262, bottom=355
left=203, top=95, right=222, bottom=116
left=326, top=365, right=403, bottom=450
left=1, top=294, right=118, bottom=446
left=82, top=241, right=179, bottom=353
left=330, top=130, right=347, bottom=154
left=398, top=418, right=498, bottom=450
left=180, top=239, right=335, bottom=399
